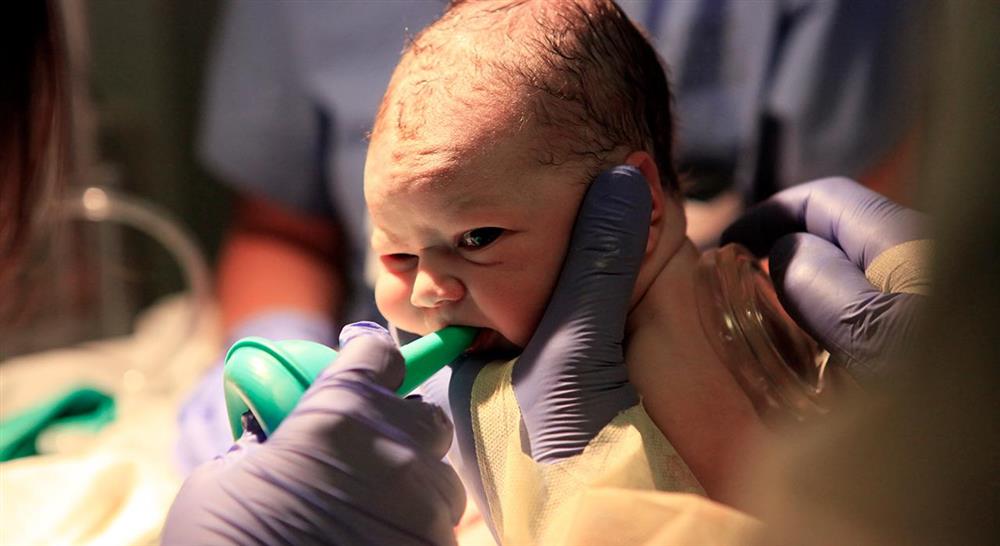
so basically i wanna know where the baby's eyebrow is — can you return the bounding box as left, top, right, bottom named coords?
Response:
left=370, top=228, right=401, bottom=249
left=442, top=187, right=504, bottom=211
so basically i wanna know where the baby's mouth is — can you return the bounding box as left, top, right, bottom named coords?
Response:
left=466, top=328, right=520, bottom=357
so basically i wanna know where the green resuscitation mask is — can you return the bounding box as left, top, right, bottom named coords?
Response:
left=223, top=326, right=478, bottom=439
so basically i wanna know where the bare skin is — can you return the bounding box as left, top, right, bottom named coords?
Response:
left=621, top=154, right=770, bottom=502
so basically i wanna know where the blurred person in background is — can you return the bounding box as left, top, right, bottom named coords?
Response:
left=621, top=0, right=926, bottom=245
left=0, top=0, right=67, bottom=292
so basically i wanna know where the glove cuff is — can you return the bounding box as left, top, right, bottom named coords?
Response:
left=865, top=239, right=933, bottom=295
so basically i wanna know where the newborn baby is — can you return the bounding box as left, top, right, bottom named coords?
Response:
left=364, top=0, right=768, bottom=502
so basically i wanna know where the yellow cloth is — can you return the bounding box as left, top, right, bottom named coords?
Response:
left=470, top=357, right=759, bottom=545
left=563, top=490, right=761, bottom=546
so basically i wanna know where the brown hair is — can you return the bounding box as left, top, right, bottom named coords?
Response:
left=375, top=0, right=678, bottom=190
left=0, top=1, right=69, bottom=283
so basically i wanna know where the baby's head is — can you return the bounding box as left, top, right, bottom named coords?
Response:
left=365, top=0, right=682, bottom=347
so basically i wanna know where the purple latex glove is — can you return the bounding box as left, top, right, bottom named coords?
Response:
left=721, top=177, right=928, bottom=381
left=441, top=165, right=650, bottom=504
left=163, top=323, right=465, bottom=546
left=176, top=311, right=336, bottom=474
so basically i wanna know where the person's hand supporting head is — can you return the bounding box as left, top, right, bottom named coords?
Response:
left=163, top=322, right=465, bottom=546
left=721, top=177, right=930, bottom=382
left=436, top=165, right=658, bottom=505
left=506, top=166, right=649, bottom=461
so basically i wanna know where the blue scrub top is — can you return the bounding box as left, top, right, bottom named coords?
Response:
left=620, top=0, right=923, bottom=200
left=198, top=0, right=921, bottom=310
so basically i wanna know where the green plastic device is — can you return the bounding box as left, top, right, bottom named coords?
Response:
left=223, top=326, right=478, bottom=440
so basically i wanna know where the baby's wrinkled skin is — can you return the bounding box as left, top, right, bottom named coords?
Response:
left=366, top=110, right=590, bottom=349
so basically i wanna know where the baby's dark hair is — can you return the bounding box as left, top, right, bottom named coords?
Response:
left=376, top=0, right=678, bottom=191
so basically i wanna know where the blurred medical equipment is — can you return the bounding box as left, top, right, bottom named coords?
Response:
left=696, top=243, right=840, bottom=425
left=64, top=185, right=213, bottom=378
left=1, top=185, right=211, bottom=364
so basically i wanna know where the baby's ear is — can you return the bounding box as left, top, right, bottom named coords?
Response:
left=623, top=151, right=667, bottom=255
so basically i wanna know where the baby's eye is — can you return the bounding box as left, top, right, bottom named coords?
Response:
left=381, top=253, right=417, bottom=272
left=458, top=227, right=505, bottom=250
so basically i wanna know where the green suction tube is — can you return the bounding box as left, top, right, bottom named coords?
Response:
left=223, top=326, right=478, bottom=439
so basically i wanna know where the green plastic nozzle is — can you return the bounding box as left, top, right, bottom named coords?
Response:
left=223, top=326, right=477, bottom=439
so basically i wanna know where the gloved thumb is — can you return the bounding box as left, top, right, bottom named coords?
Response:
left=513, top=165, right=650, bottom=462
left=770, top=233, right=921, bottom=381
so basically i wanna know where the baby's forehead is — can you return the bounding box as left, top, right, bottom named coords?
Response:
left=368, top=103, right=541, bottom=192
left=367, top=145, right=517, bottom=207
left=380, top=66, right=530, bottom=149
left=372, top=138, right=598, bottom=224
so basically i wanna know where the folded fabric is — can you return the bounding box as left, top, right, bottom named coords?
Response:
left=1, top=451, right=176, bottom=546
left=0, top=386, right=115, bottom=461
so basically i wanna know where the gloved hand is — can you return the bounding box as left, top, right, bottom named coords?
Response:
left=430, top=167, right=652, bottom=507
left=163, top=322, right=465, bottom=546
left=175, top=311, right=335, bottom=474
left=721, top=177, right=930, bottom=382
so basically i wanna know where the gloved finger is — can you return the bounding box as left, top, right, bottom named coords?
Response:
left=412, top=365, right=452, bottom=421
left=173, top=398, right=465, bottom=545
left=281, top=360, right=456, bottom=461
left=392, top=396, right=456, bottom=460
left=336, top=399, right=464, bottom=523
left=769, top=233, right=921, bottom=379
left=722, top=177, right=926, bottom=269
left=512, top=165, right=649, bottom=461
left=339, top=320, right=396, bottom=348
left=275, top=383, right=462, bottom=515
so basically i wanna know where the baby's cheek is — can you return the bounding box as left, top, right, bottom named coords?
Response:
left=374, top=272, right=422, bottom=331
left=487, top=283, right=550, bottom=348
left=505, top=254, right=567, bottom=346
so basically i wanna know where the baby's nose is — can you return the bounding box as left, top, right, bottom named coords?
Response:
left=411, top=268, right=465, bottom=308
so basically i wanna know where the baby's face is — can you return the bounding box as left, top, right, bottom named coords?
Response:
left=365, top=122, right=589, bottom=349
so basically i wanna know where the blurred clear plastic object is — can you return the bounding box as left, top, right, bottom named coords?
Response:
left=0, top=186, right=212, bottom=371
left=67, top=186, right=211, bottom=312
left=695, top=243, right=834, bottom=426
